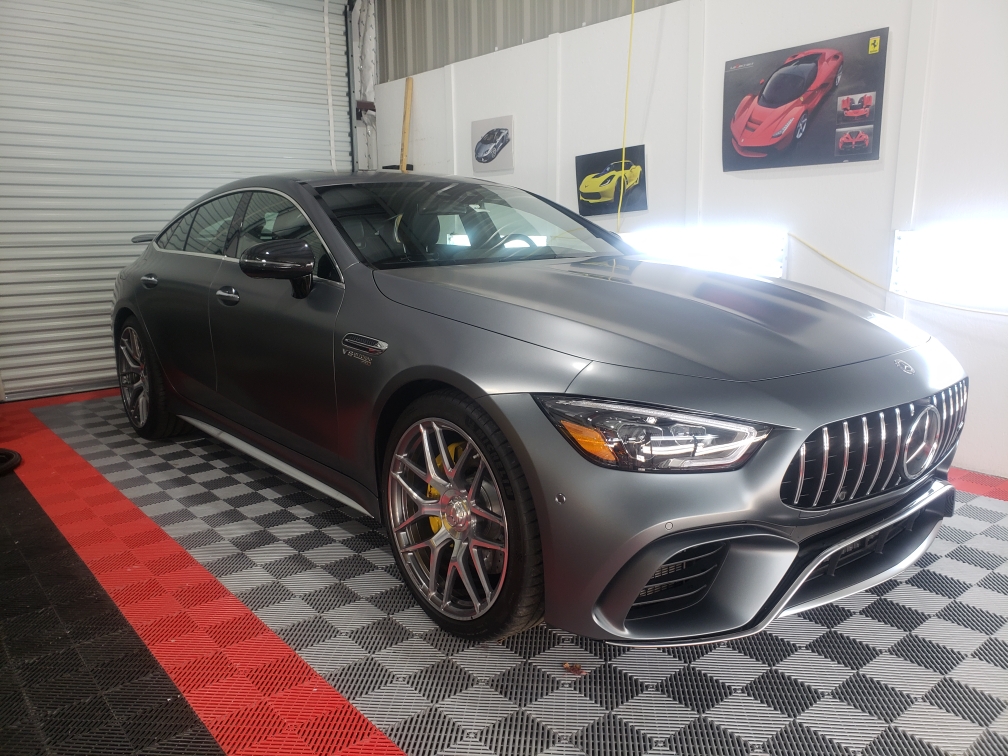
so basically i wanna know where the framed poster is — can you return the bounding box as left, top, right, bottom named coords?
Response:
left=722, top=28, right=888, bottom=171
left=575, top=144, right=648, bottom=217
left=471, top=116, right=514, bottom=174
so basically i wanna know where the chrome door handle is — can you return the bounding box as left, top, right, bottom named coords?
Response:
left=140, top=274, right=158, bottom=288
left=215, top=286, right=240, bottom=305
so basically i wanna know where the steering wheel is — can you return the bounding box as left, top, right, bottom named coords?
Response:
left=496, top=233, right=539, bottom=260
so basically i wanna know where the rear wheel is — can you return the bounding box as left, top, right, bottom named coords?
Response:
left=116, top=316, right=186, bottom=439
left=382, top=390, right=544, bottom=639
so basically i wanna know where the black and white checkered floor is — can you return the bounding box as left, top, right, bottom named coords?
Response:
left=33, top=397, right=1008, bottom=756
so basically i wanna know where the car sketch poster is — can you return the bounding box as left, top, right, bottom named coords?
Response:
left=722, top=28, right=888, bottom=172
left=471, top=115, right=514, bottom=174
left=575, top=144, right=648, bottom=217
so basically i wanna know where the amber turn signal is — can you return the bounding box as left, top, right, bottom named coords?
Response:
left=560, top=420, right=617, bottom=462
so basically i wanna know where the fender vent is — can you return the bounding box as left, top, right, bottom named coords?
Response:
left=780, top=379, right=967, bottom=509
left=342, top=333, right=388, bottom=355
left=626, top=542, right=728, bottom=621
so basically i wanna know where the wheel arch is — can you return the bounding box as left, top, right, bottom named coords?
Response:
left=112, top=305, right=135, bottom=342
left=372, top=370, right=486, bottom=497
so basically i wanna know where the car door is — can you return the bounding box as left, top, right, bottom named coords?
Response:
left=208, top=190, right=345, bottom=467
left=135, top=193, right=243, bottom=407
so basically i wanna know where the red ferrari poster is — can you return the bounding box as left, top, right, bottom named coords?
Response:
left=722, top=28, right=888, bottom=171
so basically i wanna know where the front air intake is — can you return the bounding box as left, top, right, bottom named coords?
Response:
left=626, top=542, right=728, bottom=621
left=780, top=379, right=967, bottom=509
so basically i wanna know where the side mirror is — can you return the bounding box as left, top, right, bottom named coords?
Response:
left=240, top=240, right=314, bottom=298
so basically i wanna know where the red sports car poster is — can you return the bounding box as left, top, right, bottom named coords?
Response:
left=722, top=28, right=888, bottom=171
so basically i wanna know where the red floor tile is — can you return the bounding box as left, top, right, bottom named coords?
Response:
left=1, top=393, right=403, bottom=756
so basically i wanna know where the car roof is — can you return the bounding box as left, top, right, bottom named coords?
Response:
left=188, top=171, right=495, bottom=209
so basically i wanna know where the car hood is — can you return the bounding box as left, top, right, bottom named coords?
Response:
left=580, top=172, right=612, bottom=190
left=731, top=98, right=795, bottom=142
left=373, top=256, right=928, bottom=382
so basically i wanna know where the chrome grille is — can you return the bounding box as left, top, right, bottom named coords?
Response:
left=780, top=379, right=967, bottom=509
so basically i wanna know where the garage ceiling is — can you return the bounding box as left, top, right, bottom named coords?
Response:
left=0, top=0, right=352, bottom=400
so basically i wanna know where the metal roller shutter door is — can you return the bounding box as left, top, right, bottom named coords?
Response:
left=0, top=0, right=352, bottom=400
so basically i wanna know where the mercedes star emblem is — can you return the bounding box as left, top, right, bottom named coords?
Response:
left=902, top=404, right=941, bottom=479
left=894, top=359, right=915, bottom=375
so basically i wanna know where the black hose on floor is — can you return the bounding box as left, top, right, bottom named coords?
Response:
left=0, top=449, right=22, bottom=476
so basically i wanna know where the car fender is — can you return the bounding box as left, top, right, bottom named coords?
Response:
left=335, top=264, right=589, bottom=497
left=734, top=93, right=755, bottom=122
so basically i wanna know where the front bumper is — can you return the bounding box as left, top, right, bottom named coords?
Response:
left=731, top=131, right=793, bottom=157
left=483, top=345, right=964, bottom=644
left=579, top=188, right=614, bottom=203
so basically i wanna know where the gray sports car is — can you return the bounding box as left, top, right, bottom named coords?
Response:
left=474, top=128, right=510, bottom=163
left=113, top=172, right=967, bottom=644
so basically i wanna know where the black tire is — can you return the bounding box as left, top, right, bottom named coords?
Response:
left=0, top=449, right=21, bottom=476
left=115, top=315, right=187, bottom=440
left=381, top=389, right=544, bottom=640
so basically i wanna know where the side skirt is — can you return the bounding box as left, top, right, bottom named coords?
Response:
left=179, top=414, right=374, bottom=518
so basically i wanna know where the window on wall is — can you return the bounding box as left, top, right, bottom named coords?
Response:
left=891, top=224, right=1008, bottom=312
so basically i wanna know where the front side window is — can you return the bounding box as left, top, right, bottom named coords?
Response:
left=238, top=192, right=338, bottom=281
left=185, top=194, right=243, bottom=256
left=317, top=181, right=626, bottom=270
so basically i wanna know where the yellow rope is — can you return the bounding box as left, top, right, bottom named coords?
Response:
left=616, top=0, right=635, bottom=233
left=788, top=232, right=1008, bottom=317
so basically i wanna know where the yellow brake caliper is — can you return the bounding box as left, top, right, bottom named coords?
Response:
left=426, top=442, right=465, bottom=533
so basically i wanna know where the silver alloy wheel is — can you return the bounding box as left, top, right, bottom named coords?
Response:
left=117, top=326, right=150, bottom=428
left=835, top=64, right=843, bottom=87
left=388, top=418, right=508, bottom=620
left=795, top=112, right=808, bottom=140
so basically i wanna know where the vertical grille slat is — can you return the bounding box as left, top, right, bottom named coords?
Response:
left=813, top=426, right=830, bottom=507
left=881, top=407, right=902, bottom=491
left=866, top=410, right=886, bottom=497
left=793, top=443, right=806, bottom=505
left=850, top=416, right=869, bottom=499
left=831, top=421, right=851, bottom=505
left=780, top=379, right=967, bottom=509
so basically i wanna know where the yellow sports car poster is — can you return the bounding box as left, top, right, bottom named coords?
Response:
left=575, top=144, right=648, bottom=217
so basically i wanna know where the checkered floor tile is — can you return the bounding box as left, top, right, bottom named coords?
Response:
left=33, top=397, right=1008, bottom=756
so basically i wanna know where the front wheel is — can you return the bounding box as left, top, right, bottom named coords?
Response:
left=794, top=111, right=809, bottom=142
left=382, top=390, right=544, bottom=639
left=835, top=63, right=843, bottom=88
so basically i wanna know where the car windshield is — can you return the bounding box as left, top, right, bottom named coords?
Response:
left=759, top=60, right=818, bottom=107
left=602, top=161, right=629, bottom=173
left=316, top=180, right=628, bottom=269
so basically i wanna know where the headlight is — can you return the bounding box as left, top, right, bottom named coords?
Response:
left=771, top=118, right=794, bottom=138
left=600, top=175, right=615, bottom=186
left=536, top=396, right=770, bottom=472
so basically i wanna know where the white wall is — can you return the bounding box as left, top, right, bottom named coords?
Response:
left=914, top=0, right=1008, bottom=224
left=375, top=0, right=1008, bottom=476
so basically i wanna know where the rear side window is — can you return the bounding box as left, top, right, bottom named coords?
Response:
left=156, top=218, right=179, bottom=248
left=185, top=194, right=243, bottom=256
left=162, top=211, right=195, bottom=250
left=239, top=192, right=339, bottom=281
